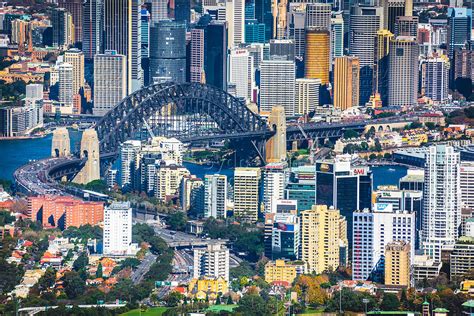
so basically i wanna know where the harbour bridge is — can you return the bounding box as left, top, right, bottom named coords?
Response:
left=15, top=82, right=411, bottom=196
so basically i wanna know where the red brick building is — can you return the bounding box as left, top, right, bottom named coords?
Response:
left=28, top=195, right=103, bottom=230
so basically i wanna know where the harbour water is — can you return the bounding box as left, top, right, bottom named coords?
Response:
left=0, top=135, right=408, bottom=189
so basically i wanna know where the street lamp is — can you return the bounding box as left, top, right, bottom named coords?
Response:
left=362, top=298, right=370, bottom=315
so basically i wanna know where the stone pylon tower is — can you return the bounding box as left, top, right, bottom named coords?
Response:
left=51, top=127, right=71, bottom=157
left=265, top=105, right=287, bottom=163
left=73, top=128, right=100, bottom=184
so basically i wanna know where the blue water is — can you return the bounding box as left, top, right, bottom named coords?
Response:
left=0, top=135, right=408, bottom=188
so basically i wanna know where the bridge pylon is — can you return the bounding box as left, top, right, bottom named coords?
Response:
left=73, top=129, right=100, bottom=185
left=51, top=127, right=71, bottom=157
left=265, top=106, right=287, bottom=163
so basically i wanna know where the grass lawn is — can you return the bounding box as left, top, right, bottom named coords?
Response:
left=121, top=307, right=168, bottom=316
left=297, top=307, right=325, bottom=315
left=206, top=304, right=239, bottom=312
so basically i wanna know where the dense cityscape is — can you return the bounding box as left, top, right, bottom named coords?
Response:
left=2, top=0, right=474, bottom=315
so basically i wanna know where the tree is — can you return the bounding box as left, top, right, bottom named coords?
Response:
left=38, top=267, right=56, bottom=291
left=96, top=263, right=103, bottom=279
left=343, top=129, right=359, bottom=139
left=0, top=258, right=24, bottom=294
left=236, top=294, right=269, bottom=316
left=226, top=295, right=233, bottom=305
left=425, top=122, right=437, bottom=130
left=85, top=179, right=108, bottom=193
left=167, top=212, right=187, bottom=231
left=63, top=271, right=86, bottom=299
left=230, top=261, right=255, bottom=279
left=73, top=252, right=89, bottom=271
left=165, top=291, right=183, bottom=307
left=381, top=293, right=400, bottom=311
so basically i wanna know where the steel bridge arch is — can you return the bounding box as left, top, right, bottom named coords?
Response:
left=95, top=82, right=273, bottom=157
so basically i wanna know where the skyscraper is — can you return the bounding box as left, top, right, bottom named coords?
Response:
left=259, top=59, right=296, bottom=116
left=447, top=7, right=472, bottom=58
left=104, top=0, right=142, bottom=92
left=233, top=167, right=261, bottom=222
left=204, top=21, right=227, bottom=91
left=349, top=5, right=383, bottom=105
left=305, top=3, right=331, bottom=30
left=295, top=78, right=320, bottom=116
left=64, top=48, right=84, bottom=95
left=315, top=156, right=372, bottom=248
left=93, top=51, right=127, bottom=116
left=149, top=20, right=186, bottom=83
left=150, top=0, right=168, bottom=23
left=388, top=36, right=419, bottom=107
left=83, top=0, right=103, bottom=60
left=52, top=8, right=74, bottom=47
left=120, top=140, right=142, bottom=189
left=103, top=202, right=132, bottom=255
left=333, top=56, right=360, bottom=110
left=331, top=15, right=344, bottom=60
left=422, top=145, right=461, bottom=262
left=269, top=39, right=295, bottom=61
left=352, top=204, right=415, bottom=281
left=226, top=0, right=245, bottom=47
left=190, top=28, right=205, bottom=83
left=58, top=0, right=83, bottom=43
left=175, top=0, right=191, bottom=24
left=421, top=55, right=450, bottom=103
left=300, top=205, right=348, bottom=274
left=245, top=19, right=265, bottom=43
left=59, top=62, right=74, bottom=107
left=374, top=29, right=393, bottom=106
left=394, top=16, right=419, bottom=37
left=263, top=163, right=287, bottom=214
left=381, top=0, right=413, bottom=33
left=287, top=4, right=305, bottom=60
left=204, top=174, right=228, bottom=218
left=254, top=0, right=272, bottom=41
left=305, top=28, right=330, bottom=85
left=229, top=48, right=255, bottom=101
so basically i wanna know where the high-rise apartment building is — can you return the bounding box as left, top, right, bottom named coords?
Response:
left=461, top=161, right=474, bottom=209
left=103, top=202, right=132, bottom=255
left=305, top=28, right=330, bottom=85
left=259, top=59, right=296, bottom=116
left=352, top=204, right=416, bottom=281
left=120, top=140, right=142, bottom=189
left=263, top=163, right=286, bottom=214
left=180, top=175, right=204, bottom=213
left=93, top=51, right=127, bottom=116
left=421, top=55, right=450, bottom=103
left=233, top=167, right=261, bottom=222
left=450, top=236, right=474, bottom=279
left=388, top=36, right=419, bottom=107
left=83, top=0, right=103, bottom=60
left=150, top=20, right=186, bottom=83
left=333, top=56, right=360, bottom=110
left=204, top=174, right=228, bottom=218
left=384, top=241, right=411, bottom=286
left=58, top=62, right=74, bottom=107
left=229, top=48, right=255, bottom=102
left=315, top=156, right=372, bottom=248
left=271, top=213, right=300, bottom=260
left=64, top=48, right=84, bottom=95
left=58, top=0, right=83, bottom=43
left=193, top=244, right=230, bottom=281
left=295, top=78, right=320, bottom=116
left=300, top=205, right=348, bottom=274
left=349, top=5, right=383, bottom=105
left=226, top=0, right=245, bottom=47
left=422, top=145, right=461, bottom=262
left=104, top=0, right=142, bottom=92
left=154, top=164, right=190, bottom=201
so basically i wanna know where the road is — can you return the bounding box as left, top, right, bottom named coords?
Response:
left=131, top=252, right=158, bottom=284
